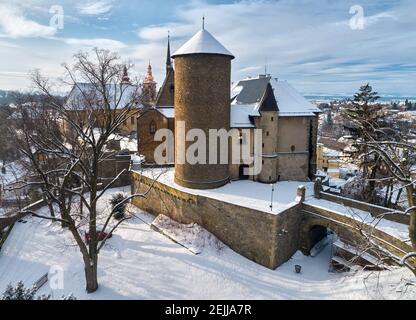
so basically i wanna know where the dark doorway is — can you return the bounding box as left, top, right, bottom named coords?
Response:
left=309, top=225, right=327, bottom=250
left=239, top=165, right=250, bottom=180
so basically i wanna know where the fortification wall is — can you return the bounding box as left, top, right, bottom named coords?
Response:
left=131, top=171, right=302, bottom=269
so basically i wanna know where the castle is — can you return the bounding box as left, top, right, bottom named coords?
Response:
left=137, top=27, right=321, bottom=188
left=131, top=27, right=409, bottom=272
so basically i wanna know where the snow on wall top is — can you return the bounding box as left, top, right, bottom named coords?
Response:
left=172, top=29, right=234, bottom=59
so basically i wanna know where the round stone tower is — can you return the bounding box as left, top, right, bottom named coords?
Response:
left=172, top=28, right=235, bottom=189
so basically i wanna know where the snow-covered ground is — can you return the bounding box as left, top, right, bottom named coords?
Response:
left=0, top=161, right=26, bottom=186
left=139, top=168, right=313, bottom=214
left=0, top=187, right=415, bottom=300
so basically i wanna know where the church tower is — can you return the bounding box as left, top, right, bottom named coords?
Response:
left=172, top=26, right=234, bottom=189
left=142, top=62, right=157, bottom=104
left=121, top=65, right=131, bottom=84
left=166, top=32, right=173, bottom=75
left=155, top=33, right=175, bottom=107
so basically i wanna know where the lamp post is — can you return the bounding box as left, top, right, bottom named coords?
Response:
left=270, top=183, right=275, bottom=212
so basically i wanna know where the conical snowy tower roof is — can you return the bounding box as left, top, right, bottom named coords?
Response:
left=172, top=29, right=234, bottom=59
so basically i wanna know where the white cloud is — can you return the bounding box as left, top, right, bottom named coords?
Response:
left=134, top=0, right=416, bottom=96
left=0, top=40, right=19, bottom=48
left=77, top=0, right=114, bottom=15
left=62, top=37, right=127, bottom=50
left=0, top=4, right=56, bottom=38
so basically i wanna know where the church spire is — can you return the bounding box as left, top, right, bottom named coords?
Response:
left=166, top=31, right=172, bottom=75
left=144, top=61, right=154, bottom=83
left=121, top=65, right=130, bottom=84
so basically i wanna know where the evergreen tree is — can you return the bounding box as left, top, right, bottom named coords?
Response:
left=326, top=111, right=333, bottom=125
left=110, top=193, right=128, bottom=220
left=1, top=281, right=76, bottom=300
left=342, top=83, right=384, bottom=201
left=1, top=281, right=49, bottom=300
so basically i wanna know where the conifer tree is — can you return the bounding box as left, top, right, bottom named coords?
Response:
left=342, top=83, right=384, bottom=201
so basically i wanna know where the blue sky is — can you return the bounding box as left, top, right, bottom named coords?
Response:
left=0, top=0, right=415, bottom=96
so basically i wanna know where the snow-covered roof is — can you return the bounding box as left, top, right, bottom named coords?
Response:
left=271, top=79, right=321, bottom=117
left=156, top=107, right=175, bottom=119
left=230, top=105, right=258, bottom=128
left=232, top=76, right=270, bottom=106
left=66, top=83, right=142, bottom=110
left=230, top=75, right=320, bottom=127
left=172, top=29, right=234, bottom=59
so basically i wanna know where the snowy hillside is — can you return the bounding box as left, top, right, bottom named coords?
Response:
left=0, top=187, right=415, bottom=300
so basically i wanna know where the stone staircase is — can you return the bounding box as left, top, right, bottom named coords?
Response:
left=330, top=239, right=392, bottom=272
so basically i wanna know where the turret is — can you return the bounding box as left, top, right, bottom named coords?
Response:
left=172, top=27, right=234, bottom=189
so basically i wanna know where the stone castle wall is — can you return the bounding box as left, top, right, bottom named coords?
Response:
left=131, top=171, right=302, bottom=269
left=131, top=170, right=414, bottom=270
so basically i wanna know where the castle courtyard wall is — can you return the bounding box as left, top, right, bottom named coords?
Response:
left=131, top=171, right=302, bottom=269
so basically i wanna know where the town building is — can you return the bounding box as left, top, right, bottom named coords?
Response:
left=64, top=67, right=142, bottom=136
left=316, top=143, right=341, bottom=178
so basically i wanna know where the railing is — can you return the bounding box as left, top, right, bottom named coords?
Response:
left=313, top=178, right=410, bottom=225
left=34, top=273, right=48, bottom=290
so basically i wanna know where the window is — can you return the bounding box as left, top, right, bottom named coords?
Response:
left=271, top=117, right=274, bottom=122
left=149, top=121, right=157, bottom=134
left=239, top=132, right=246, bottom=145
left=266, top=131, right=270, bottom=136
left=291, top=145, right=296, bottom=152
left=262, top=143, right=265, bottom=148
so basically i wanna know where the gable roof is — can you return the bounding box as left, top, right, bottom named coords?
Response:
left=260, top=83, right=278, bottom=112
left=155, top=68, right=175, bottom=107
left=172, top=29, right=234, bottom=59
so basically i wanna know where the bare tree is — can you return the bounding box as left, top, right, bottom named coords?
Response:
left=9, top=48, right=151, bottom=293
left=362, top=139, right=416, bottom=250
